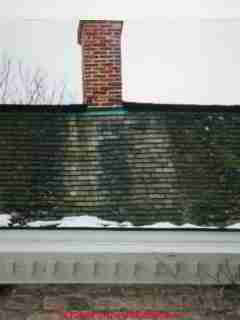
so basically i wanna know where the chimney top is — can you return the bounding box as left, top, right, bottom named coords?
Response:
left=78, top=20, right=123, bottom=45
left=78, top=20, right=123, bottom=107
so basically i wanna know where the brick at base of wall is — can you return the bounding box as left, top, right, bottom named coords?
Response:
left=0, top=285, right=239, bottom=320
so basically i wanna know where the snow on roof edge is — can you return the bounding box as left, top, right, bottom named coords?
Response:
left=0, top=214, right=239, bottom=229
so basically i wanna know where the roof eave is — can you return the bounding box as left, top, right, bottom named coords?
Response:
left=0, top=229, right=240, bottom=284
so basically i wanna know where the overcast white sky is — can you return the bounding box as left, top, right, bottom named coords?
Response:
left=1, top=0, right=240, bottom=104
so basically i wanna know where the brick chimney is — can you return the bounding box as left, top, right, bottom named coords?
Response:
left=78, top=20, right=123, bottom=107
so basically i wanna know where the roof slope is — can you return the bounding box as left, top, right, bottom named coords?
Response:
left=0, top=103, right=239, bottom=228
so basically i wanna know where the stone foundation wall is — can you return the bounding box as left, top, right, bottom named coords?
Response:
left=0, top=284, right=239, bottom=320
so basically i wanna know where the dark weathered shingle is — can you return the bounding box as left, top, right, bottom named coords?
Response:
left=0, top=103, right=239, bottom=227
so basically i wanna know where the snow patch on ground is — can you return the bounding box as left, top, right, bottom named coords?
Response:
left=0, top=213, right=239, bottom=229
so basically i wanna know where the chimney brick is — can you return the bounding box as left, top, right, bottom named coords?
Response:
left=78, top=20, right=123, bottom=107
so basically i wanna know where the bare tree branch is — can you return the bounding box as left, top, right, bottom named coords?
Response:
left=0, top=54, right=74, bottom=105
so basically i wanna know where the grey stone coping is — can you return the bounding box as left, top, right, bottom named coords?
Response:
left=0, top=229, right=240, bottom=284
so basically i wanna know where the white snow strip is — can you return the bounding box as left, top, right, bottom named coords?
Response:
left=140, top=222, right=177, bottom=228
left=226, top=223, right=240, bottom=229
left=27, top=220, right=61, bottom=228
left=0, top=213, right=240, bottom=229
left=0, top=214, right=11, bottom=227
left=119, top=221, right=135, bottom=228
left=58, top=215, right=120, bottom=228
left=179, top=223, right=218, bottom=229
left=140, top=222, right=218, bottom=229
